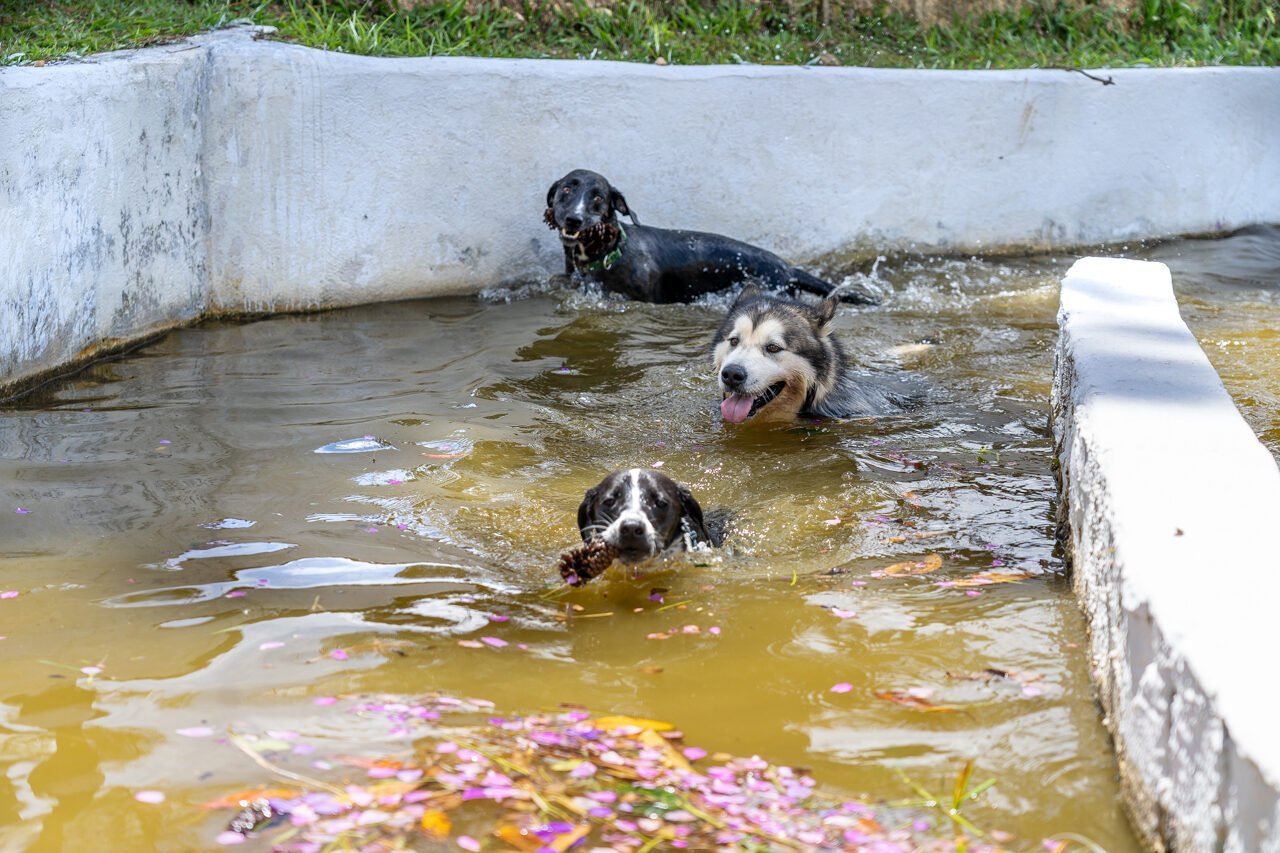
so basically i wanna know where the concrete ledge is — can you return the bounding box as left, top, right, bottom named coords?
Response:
left=2, top=26, right=1280, bottom=391
left=1052, top=257, right=1280, bottom=852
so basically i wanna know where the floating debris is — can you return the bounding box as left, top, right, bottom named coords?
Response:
left=417, top=438, right=473, bottom=459
left=881, top=553, right=943, bottom=577
left=938, top=571, right=1034, bottom=588
left=209, top=693, right=1017, bottom=852
left=314, top=436, right=395, bottom=454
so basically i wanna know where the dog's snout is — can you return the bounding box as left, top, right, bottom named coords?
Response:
left=619, top=519, right=647, bottom=542
left=563, top=214, right=583, bottom=232
left=721, top=362, right=748, bottom=389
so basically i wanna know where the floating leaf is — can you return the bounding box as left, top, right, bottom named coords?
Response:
left=419, top=808, right=451, bottom=840
left=593, top=714, right=674, bottom=734
left=875, top=690, right=963, bottom=713
left=882, top=553, right=943, bottom=576
left=944, top=571, right=1034, bottom=588
left=203, top=788, right=299, bottom=810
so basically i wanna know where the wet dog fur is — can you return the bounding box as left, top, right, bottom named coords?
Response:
left=713, top=286, right=906, bottom=423
left=545, top=169, right=876, bottom=305
left=577, top=468, right=720, bottom=564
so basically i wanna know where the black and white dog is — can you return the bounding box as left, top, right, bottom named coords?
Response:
left=544, top=169, right=876, bottom=305
left=713, top=286, right=908, bottom=423
left=577, top=468, right=720, bottom=564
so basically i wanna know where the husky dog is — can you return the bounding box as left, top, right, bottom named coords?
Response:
left=577, top=468, right=720, bottom=564
left=713, top=287, right=903, bottom=423
left=544, top=169, right=877, bottom=305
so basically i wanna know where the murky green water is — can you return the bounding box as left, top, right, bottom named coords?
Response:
left=15, top=233, right=1275, bottom=851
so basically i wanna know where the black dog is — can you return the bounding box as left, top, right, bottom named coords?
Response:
left=577, top=468, right=721, bottom=564
left=545, top=169, right=876, bottom=305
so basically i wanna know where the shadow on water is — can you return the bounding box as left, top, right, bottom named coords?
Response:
left=20, top=238, right=1280, bottom=850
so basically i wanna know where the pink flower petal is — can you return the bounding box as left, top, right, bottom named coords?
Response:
left=313, top=696, right=337, bottom=706
left=215, top=831, right=246, bottom=846
left=458, top=836, right=481, bottom=852
left=329, top=649, right=349, bottom=660
left=258, top=641, right=285, bottom=650
left=708, top=626, right=721, bottom=635
left=480, top=636, right=508, bottom=648
left=177, top=726, right=214, bottom=738
left=457, top=640, right=483, bottom=649
left=0, top=591, right=18, bottom=599
left=830, top=608, right=856, bottom=618
left=682, top=747, right=707, bottom=761
left=830, top=682, right=853, bottom=694
left=80, top=665, right=103, bottom=676
left=134, top=790, right=165, bottom=804
left=14, top=508, right=30, bottom=515
left=225, top=590, right=246, bottom=599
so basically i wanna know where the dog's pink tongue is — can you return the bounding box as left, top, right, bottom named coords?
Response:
left=721, top=394, right=754, bottom=423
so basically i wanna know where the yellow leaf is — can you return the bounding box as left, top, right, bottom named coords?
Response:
left=495, top=823, right=543, bottom=851
left=592, top=714, right=674, bottom=733
left=202, top=787, right=298, bottom=810
left=419, top=808, right=451, bottom=840
left=883, top=553, right=943, bottom=576
left=638, top=728, right=692, bottom=773
left=948, top=571, right=1033, bottom=587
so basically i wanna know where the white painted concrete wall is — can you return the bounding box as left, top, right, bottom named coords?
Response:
left=0, top=41, right=210, bottom=387
left=2, top=26, right=1278, bottom=389
left=1053, top=257, right=1280, bottom=852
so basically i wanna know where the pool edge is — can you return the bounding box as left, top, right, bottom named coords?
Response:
left=1052, top=257, right=1280, bottom=852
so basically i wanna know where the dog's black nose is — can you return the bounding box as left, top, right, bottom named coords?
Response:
left=619, top=519, right=646, bottom=542
left=721, top=363, right=748, bottom=389
left=563, top=215, right=583, bottom=232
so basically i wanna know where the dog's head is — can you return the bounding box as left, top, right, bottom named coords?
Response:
left=713, top=287, right=840, bottom=423
left=544, top=169, right=635, bottom=255
left=577, top=468, right=708, bottom=564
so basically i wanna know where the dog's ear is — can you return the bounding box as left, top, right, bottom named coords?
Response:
left=731, top=285, right=762, bottom=310
left=576, top=487, right=598, bottom=542
left=609, top=188, right=639, bottom=225
left=546, top=179, right=563, bottom=209
left=677, top=484, right=711, bottom=543
left=812, top=295, right=839, bottom=330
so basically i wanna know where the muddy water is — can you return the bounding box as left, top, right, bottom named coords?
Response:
left=1, top=256, right=1150, bottom=852
left=1142, top=224, right=1280, bottom=458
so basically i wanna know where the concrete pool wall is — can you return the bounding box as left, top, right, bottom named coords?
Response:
left=1053, top=258, right=1280, bottom=852
left=3, top=26, right=1280, bottom=851
left=3, top=25, right=1280, bottom=390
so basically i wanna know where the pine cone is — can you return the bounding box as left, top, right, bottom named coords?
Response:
left=558, top=540, right=619, bottom=586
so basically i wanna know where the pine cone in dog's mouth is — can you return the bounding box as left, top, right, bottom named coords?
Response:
left=574, top=221, right=619, bottom=258
left=558, top=540, right=619, bottom=586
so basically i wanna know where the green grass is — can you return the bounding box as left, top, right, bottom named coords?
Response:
left=1, top=0, right=1276, bottom=68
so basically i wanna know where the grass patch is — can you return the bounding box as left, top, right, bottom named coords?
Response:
left=1, top=0, right=1276, bottom=67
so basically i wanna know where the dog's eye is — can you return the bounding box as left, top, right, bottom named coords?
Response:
left=653, top=494, right=668, bottom=508
left=728, top=336, right=739, bottom=347
left=766, top=343, right=784, bottom=354
left=602, top=494, right=617, bottom=507
left=561, top=186, right=572, bottom=196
